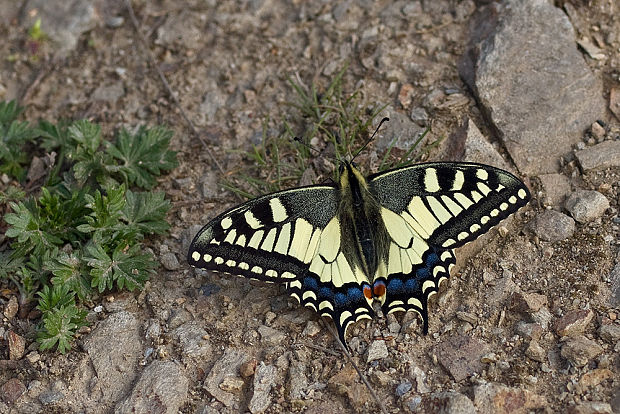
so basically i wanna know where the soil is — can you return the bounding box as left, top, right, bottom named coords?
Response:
left=0, top=0, right=618, bottom=413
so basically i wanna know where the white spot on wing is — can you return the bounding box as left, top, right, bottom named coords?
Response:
left=244, top=210, right=262, bottom=229
left=269, top=198, right=288, bottom=222
left=221, top=216, right=232, bottom=229
left=317, top=217, right=340, bottom=262
left=274, top=222, right=291, bottom=254
left=476, top=168, right=489, bottom=180
left=424, top=168, right=440, bottom=192
left=191, top=251, right=200, bottom=262
left=451, top=170, right=464, bottom=191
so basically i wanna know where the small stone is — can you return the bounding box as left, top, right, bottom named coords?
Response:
left=288, top=361, right=307, bottom=399
left=531, top=210, right=575, bottom=242
left=204, top=349, right=250, bottom=407
left=257, top=325, right=286, bottom=345
left=411, top=366, right=431, bottom=394
left=515, top=322, right=543, bottom=341
left=301, top=321, right=321, bottom=337
left=366, top=340, right=389, bottom=363
left=525, top=340, right=547, bottom=363
left=575, top=140, right=620, bottom=171
left=598, top=323, right=620, bottom=344
left=565, top=190, right=609, bottom=223
left=456, top=311, right=478, bottom=324
left=7, top=331, right=25, bottom=360
left=531, top=306, right=553, bottom=330
left=577, top=37, right=606, bottom=60
left=219, top=377, right=244, bottom=393
left=537, top=173, right=571, bottom=206
left=410, top=107, right=429, bottom=126
left=554, top=309, right=594, bottom=337
left=160, top=252, right=180, bottom=270
left=568, top=401, right=613, bottom=414
left=248, top=363, right=276, bottom=414
left=395, top=381, right=412, bottom=397
left=371, top=371, right=391, bottom=387
left=264, top=311, right=277, bottom=325
left=429, top=391, right=475, bottom=414
left=434, top=335, right=489, bottom=382
left=240, top=359, right=258, bottom=379
left=3, top=296, right=18, bottom=319
left=398, top=83, right=415, bottom=108
left=474, top=383, right=546, bottom=414
left=577, top=368, right=613, bottom=393
left=560, top=335, right=603, bottom=367
left=0, top=378, right=26, bottom=404
left=590, top=121, right=606, bottom=140
left=511, top=292, right=548, bottom=313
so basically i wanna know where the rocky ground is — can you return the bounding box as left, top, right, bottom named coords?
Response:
left=0, top=0, right=619, bottom=413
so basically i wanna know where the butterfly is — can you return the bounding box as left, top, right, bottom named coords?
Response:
left=188, top=160, right=530, bottom=345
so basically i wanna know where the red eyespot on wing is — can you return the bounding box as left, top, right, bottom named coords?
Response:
left=373, top=281, right=386, bottom=298
left=363, top=285, right=373, bottom=300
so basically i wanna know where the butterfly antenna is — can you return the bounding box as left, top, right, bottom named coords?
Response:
left=293, top=136, right=322, bottom=157
left=352, top=117, right=390, bottom=160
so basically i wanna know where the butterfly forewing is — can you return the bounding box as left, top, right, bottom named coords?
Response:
left=189, top=186, right=338, bottom=282
left=369, top=162, right=530, bottom=248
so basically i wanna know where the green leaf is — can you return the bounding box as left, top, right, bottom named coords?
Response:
left=36, top=285, right=87, bottom=354
left=77, top=185, right=126, bottom=234
left=121, top=190, right=171, bottom=236
left=5, top=200, right=64, bottom=255
left=106, top=126, right=178, bottom=189
left=45, top=252, right=90, bottom=301
left=0, top=250, right=25, bottom=281
left=86, top=242, right=154, bottom=293
left=0, top=101, right=36, bottom=178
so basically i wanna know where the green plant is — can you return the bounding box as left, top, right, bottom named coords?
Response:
left=0, top=100, right=178, bottom=352
left=223, top=65, right=434, bottom=197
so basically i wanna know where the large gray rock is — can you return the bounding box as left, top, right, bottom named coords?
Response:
left=21, top=0, right=99, bottom=55
left=83, top=311, right=142, bottom=408
left=460, top=0, right=605, bottom=175
left=115, top=361, right=189, bottom=414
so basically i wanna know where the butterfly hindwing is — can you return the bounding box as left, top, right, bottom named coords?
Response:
left=369, top=162, right=530, bottom=331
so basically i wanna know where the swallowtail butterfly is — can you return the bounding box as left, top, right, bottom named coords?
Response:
left=188, top=161, right=530, bottom=344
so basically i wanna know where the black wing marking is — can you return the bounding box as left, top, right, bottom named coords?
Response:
left=369, top=162, right=530, bottom=248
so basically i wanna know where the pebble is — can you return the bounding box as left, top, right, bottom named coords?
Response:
left=531, top=306, right=553, bottom=330
left=434, top=335, right=489, bottom=382
left=565, top=190, right=609, bottom=223
left=115, top=361, right=189, bottom=414
left=456, top=311, right=478, bottom=324
left=7, top=331, right=25, bottom=360
left=160, top=252, right=180, bottom=270
left=301, top=320, right=321, bottom=337
left=525, top=340, right=547, bottom=363
left=410, top=107, right=429, bottom=126
left=560, top=335, right=603, bottom=367
left=530, top=210, right=575, bottom=242
left=576, top=368, right=613, bottom=393
left=204, top=349, right=250, bottom=407
left=430, top=391, right=475, bottom=414
left=257, top=325, right=286, bottom=345
left=474, top=383, right=546, bottom=414
left=554, top=309, right=594, bottom=337
left=411, top=366, right=431, bottom=394
left=288, top=361, right=307, bottom=399
left=598, top=323, right=620, bottom=344
left=575, top=140, right=620, bottom=171
left=0, top=378, right=26, bottom=405
left=366, top=340, right=389, bottom=363
left=568, top=401, right=613, bottom=414
left=590, top=121, right=606, bottom=140
left=510, top=291, right=548, bottom=313
left=395, top=381, right=412, bottom=397
left=516, top=322, right=543, bottom=341
left=3, top=296, right=18, bottom=319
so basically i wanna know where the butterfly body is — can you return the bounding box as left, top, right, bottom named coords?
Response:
left=188, top=161, right=530, bottom=344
